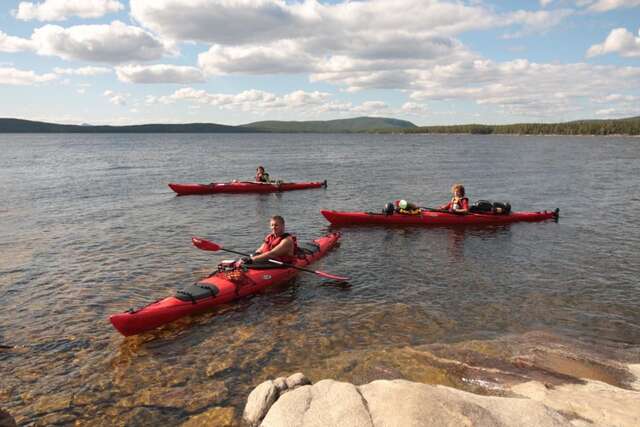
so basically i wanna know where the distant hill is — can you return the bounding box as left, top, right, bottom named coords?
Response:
left=0, top=118, right=254, bottom=133
left=242, top=117, right=417, bottom=133
left=3, top=116, right=638, bottom=135
left=0, top=117, right=416, bottom=133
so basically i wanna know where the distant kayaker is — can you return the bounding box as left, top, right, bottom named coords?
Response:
left=239, top=215, right=297, bottom=265
left=440, top=184, right=469, bottom=213
left=255, top=166, right=270, bottom=183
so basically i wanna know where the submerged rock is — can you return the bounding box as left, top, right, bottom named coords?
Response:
left=0, top=409, right=17, bottom=427
left=117, top=382, right=227, bottom=414
left=180, top=406, right=235, bottom=426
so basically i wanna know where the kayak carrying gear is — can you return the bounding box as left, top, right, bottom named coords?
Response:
left=321, top=208, right=559, bottom=226
left=469, top=200, right=511, bottom=214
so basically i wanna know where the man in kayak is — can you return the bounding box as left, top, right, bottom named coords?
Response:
left=239, top=215, right=298, bottom=265
left=440, top=183, right=469, bottom=213
left=255, top=166, right=270, bottom=183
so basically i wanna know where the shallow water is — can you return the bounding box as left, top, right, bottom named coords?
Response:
left=0, top=133, right=639, bottom=424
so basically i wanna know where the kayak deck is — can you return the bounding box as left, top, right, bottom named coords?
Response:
left=109, top=232, right=341, bottom=336
left=169, top=180, right=327, bottom=195
left=321, top=209, right=559, bottom=226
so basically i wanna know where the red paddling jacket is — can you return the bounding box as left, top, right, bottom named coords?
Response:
left=440, top=197, right=469, bottom=212
left=258, top=233, right=298, bottom=263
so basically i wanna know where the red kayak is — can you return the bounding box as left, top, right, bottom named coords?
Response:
left=169, top=180, right=327, bottom=195
left=321, top=209, right=559, bottom=226
left=110, top=232, right=341, bottom=336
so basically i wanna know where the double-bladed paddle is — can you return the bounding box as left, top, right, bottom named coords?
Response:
left=192, top=237, right=348, bottom=282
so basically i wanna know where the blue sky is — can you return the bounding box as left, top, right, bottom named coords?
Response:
left=1, top=0, right=639, bottom=126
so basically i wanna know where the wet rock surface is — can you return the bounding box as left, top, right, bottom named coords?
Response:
left=252, top=374, right=640, bottom=427
left=244, top=373, right=312, bottom=426
left=246, top=332, right=640, bottom=426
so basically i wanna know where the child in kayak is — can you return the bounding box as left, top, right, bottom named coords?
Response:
left=440, top=184, right=469, bottom=213
left=255, top=166, right=270, bottom=183
left=239, top=215, right=298, bottom=265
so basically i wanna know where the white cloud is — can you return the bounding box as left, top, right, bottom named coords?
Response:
left=14, top=0, right=124, bottom=21
left=103, top=89, right=128, bottom=105
left=131, top=0, right=571, bottom=46
left=591, top=94, right=639, bottom=118
left=402, top=102, right=429, bottom=115
left=409, top=59, right=640, bottom=119
left=587, top=0, right=640, bottom=12
left=198, top=40, right=316, bottom=75
left=502, top=9, right=574, bottom=39
left=352, top=100, right=390, bottom=114
left=542, top=0, right=640, bottom=11
left=53, top=66, right=112, bottom=76
left=0, top=31, right=35, bottom=53
left=587, top=28, right=640, bottom=58
left=601, top=94, right=638, bottom=102
left=152, top=87, right=394, bottom=117
left=134, top=1, right=571, bottom=89
left=155, top=86, right=422, bottom=118
left=116, top=64, right=205, bottom=83
left=0, top=67, right=57, bottom=85
left=282, top=90, right=330, bottom=106
left=1, top=21, right=171, bottom=63
left=595, top=107, right=616, bottom=116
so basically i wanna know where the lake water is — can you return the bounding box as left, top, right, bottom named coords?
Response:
left=1, top=133, right=639, bottom=424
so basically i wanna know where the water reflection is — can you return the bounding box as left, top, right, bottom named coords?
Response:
left=1, top=134, right=639, bottom=424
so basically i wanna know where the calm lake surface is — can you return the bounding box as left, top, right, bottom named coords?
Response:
left=1, top=133, right=639, bottom=424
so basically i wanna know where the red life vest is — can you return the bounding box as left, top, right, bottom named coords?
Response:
left=444, top=197, right=469, bottom=211
left=258, top=232, right=297, bottom=263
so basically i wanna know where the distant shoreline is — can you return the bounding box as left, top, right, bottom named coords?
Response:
left=1, top=116, right=638, bottom=136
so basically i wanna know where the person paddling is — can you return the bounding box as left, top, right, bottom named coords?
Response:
left=440, top=183, right=469, bottom=213
left=255, top=166, right=270, bottom=183
left=239, top=215, right=298, bottom=265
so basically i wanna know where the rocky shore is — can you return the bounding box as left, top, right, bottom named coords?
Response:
left=3, top=331, right=638, bottom=425
left=243, top=331, right=640, bottom=426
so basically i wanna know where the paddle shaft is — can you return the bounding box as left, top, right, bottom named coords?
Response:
left=209, top=246, right=346, bottom=280
left=419, top=206, right=468, bottom=214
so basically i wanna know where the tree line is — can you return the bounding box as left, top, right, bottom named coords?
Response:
left=399, top=117, right=640, bottom=136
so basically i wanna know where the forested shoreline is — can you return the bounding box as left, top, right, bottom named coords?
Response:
left=402, top=117, right=640, bottom=136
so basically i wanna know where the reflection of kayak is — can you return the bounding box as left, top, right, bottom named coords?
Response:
left=169, top=180, right=327, bottom=195
left=109, top=232, right=341, bottom=336
left=321, top=209, right=559, bottom=226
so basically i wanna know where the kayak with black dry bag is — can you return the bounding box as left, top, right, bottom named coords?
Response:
left=321, top=206, right=559, bottom=226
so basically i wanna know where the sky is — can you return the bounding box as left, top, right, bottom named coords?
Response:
left=0, top=0, right=639, bottom=126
